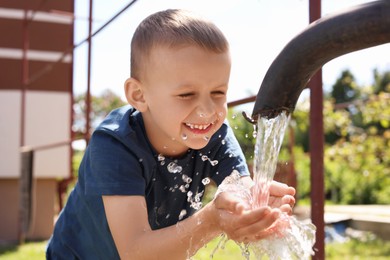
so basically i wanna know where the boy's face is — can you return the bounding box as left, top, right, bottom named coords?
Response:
left=138, top=45, right=231, bottom=157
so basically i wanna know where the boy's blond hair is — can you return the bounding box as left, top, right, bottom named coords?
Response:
left=130, top=9, right=229, bottom=80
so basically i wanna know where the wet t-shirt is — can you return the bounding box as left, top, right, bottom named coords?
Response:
left=46, top=105, right=249, bottom=259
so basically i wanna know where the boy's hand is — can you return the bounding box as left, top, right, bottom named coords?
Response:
left=211, top=192, right=281, bottom=243
left=268, top=181, right=296, bottom=215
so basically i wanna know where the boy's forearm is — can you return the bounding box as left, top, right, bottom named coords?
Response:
left=124, top=202, right=221, bottom=260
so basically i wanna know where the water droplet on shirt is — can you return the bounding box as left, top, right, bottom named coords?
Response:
left=178, top=209, right=187, bottom=220
left=179, top=185, right=186, bottom=193
left=221, top=139, right=226, bottom=145
left=167, top=162, right=182, bottom=174
left=182, top=174, right=192, bottom=184
left=202, top=177, right=210, bottom=185
left=201, top=155, right=208, bottom=161
left=158, top=154, right=165, bottom=161
left=139, top=158, right=143, bottom=162
left=209, top=160, right=219, bottom=166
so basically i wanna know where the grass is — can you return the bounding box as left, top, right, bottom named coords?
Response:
left=2, top=235, right=390, bottom=260
left=0, top=240, right=47, bottom=260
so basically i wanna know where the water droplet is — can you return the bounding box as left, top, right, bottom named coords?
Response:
left=209, top=160, right=219, bottom=166
left=166, top=214, right=170, bottom=219
left=231, top=114, right=237, bottom=119
left=201, top=155, right=208, bottom=161
left=218, top=112, right=224, bottom=117
left=181, top=133, right=188, bottom=140
left=158, top=154, right=165, bottom=161
left=221, top=139, right=226, bottom=145
left=202, top=177, right=210, bottom=185
left=252, top=130, right=257, bottom=138
left=179, top=185, right=186, bottom=192
left=203, top=136, right=210, bottom=141
left=178, top=209, right=187, bottom=220
left=199, top=113, right=205, bottom=118
left=182, top=174, right=192, bottom=184
left=245, top=133, right=249, bottom=138
left=167, top=162, right=182, bottom=173
left=139, top=158, right=143, bottom=162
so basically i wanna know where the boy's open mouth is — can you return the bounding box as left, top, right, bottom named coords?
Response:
left=184, top=121, right=214, bottom=134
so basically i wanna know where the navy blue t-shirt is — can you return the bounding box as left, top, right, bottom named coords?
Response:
left=47, top=106, right=249, bottom=259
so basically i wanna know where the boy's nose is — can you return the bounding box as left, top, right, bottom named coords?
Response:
left=196, top=99, right=214, bottom=119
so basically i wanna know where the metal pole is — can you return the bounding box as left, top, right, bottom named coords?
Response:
left=309, top=0, right=325, bottom=259
left=19, top=147, right=34, bottom=244
left=85, top=0, right=93, bottom=143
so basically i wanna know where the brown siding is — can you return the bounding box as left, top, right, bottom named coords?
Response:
left=28, top=60, right=72, bottom=92
left=0, top=59, right=22, bottom=89
left=1, top=1, right=73, bottom=12
left=0, top=19, right=23, bottom=49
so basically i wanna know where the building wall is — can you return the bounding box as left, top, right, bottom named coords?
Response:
left=0, top=1, right=74, bottom=242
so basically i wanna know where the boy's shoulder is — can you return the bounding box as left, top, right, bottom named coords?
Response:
left=96, top=105, right=139, bottom=133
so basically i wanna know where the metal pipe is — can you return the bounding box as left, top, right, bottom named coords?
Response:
left=249, top=0, right=390, bottom=121
left=308, top=1, right=325, bottom=259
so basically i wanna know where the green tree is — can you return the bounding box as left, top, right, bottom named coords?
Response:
left=73, top=89, right=127, bottom=134
left=330, top=69, right=360, bottom=104
left=373, top=69, right=390, bottom=94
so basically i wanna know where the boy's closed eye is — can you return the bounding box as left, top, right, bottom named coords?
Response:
left=211, top=90, right=226, bottom=97
left=177, top=92, right=195, bottom=99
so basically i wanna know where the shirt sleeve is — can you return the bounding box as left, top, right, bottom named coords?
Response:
left=82, top=130, right=147, bottom=196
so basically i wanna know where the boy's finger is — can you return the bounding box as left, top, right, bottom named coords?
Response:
left=233, top=208, right=280, bottom=240
left=214, top=192, right=246, bottom=213
left=269, top=181, right=296, bottom=197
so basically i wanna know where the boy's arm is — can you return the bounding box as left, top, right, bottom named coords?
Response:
left=103, top=193, right=282, bottom=259
left=103, top=195, right=220, bottom=260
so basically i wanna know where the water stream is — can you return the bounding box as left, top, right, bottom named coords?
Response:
left=214, top=111, right=316, bottom=259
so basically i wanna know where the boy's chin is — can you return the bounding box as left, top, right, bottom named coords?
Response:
left=186, top=137, right=210, bottom=150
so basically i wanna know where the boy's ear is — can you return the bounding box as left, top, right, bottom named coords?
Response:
left=124, top=78, right=148, bottom=112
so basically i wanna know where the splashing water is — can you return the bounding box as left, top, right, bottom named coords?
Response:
left=167, top=162, right=182, bottom=174
left=215, top=111, right=316, bottom=259
left=201, top=155, right=219, bottom=167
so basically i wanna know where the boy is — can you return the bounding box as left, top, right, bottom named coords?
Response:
left=47, top=9, right=295, bottom=259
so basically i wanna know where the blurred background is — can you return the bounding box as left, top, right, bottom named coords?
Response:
left=0, top=0, right=389, bottom=259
